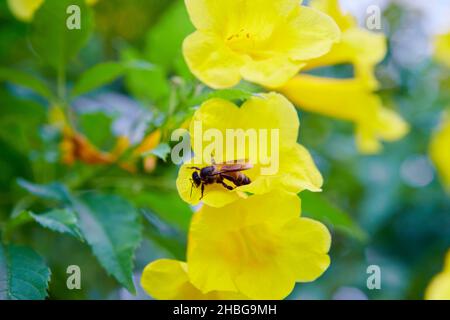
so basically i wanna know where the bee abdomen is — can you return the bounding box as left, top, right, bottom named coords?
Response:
left=236, top=174, right=251, bottom=186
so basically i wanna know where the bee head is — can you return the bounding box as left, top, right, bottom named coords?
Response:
left=192, top=171, right=202, bottom=187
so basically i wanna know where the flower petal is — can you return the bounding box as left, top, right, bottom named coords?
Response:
left=240, top=56, right=305, bottom=88
left=237, top=144, right=323, bottom=194
left=305, top=28, right=387, bottom=89
left=234, top=218, right=331, bottom=298
left=183, top=31, right=245, bottom=89
left=279, top=144, right=323, bottom=192
left=279, top=75, right=377, bottom=122
left=141, top=259, right=247, bottom=300
left=234, top=259, right=296, bottom=300
left=268, top=6, right=341, bottom=62
left=184, top=0, right=300, bottom=32
left=355, top=107, right=409, bottom=154
left=310, top=0, right=356, bottom=30
left=280, top=218, right=331, bottom=282
left=240, top=93, right=300, bottom=147
left=141, top=259, right=197, bottom=300
left=279, top=74, right=408, bottom=154
left=190, top=92, right=300, bottom=156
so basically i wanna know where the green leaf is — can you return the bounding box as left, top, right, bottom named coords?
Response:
left=126, top=190, right=192, bottom=232
left=0, top=243, right=51, bottom=300
left=0, top=68, right=52, bottom=99
left=17, top=179, right=71, bottom=204
left=142, top=210, right=187, bottom=260
left=72, top=59, right=158, bottom=98
left=144, top=143, right=171, bottom=162
left=78, top=112, right=114, bottom=149
left=301, top=192, right=367, bottom=241
left=0, top=139, right=32, bottom=191
left=72, top=193, right=142, bottom=293
left=3, top=210, right=83, bottom=242
left=121, top=49, right=170, bottom=103
left=30, top=209, right=83, bottom=241
left=2, top=211, right=34, bottom=242
left=190, top=89, right=254, bottom=106
left=145, top=0, right=194, bottom=74
left=0, top=89, right=46, bottom=154
left=71, top=62, right=125, bottom=97
left=30, top=0, right=93, bottom=70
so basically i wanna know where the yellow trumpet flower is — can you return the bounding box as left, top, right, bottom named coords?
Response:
left=425, top=250, right=450, bottom=300
left=186, top=191, right=331, bottom=300
left=176, top=93, right=323, bottom=208
left=183, top=0, right=340, bottom=89
left=277, top=0, right=408, bottom=153
left=306, top=0, right=386, bottom=89
left=279, top=75, right=409, bottom=154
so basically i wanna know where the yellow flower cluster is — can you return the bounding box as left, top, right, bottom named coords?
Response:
left=278, top=0, right=409, bottom=154
left=142, top=93, right=331, bottom=300
left=141, top=0, right=339, bottom=299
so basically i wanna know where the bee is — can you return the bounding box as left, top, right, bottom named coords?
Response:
left=189, top=157, right=253, bottom=199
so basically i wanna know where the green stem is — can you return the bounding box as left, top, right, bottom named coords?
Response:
left=57, top=63, right=66, bottom=102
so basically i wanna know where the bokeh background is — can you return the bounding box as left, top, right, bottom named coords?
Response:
left=0, top=0, right=449, bottom=300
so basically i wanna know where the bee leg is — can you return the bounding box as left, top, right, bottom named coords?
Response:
left=199, top=184, right=205, bottom=200
left=220, top=181, right=235, bottom=191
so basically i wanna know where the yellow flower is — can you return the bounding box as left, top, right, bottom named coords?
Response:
left=187, top=191, right=331, bottom=300
left=8, top=0, right=99, bottom=22
left=434, top=33, right=450, bottom=68
left=430, top=111, right=450, bottom=191
left=306, top=0, right=387, bottom=89
left=279, top=75, right=409, bottom=154
left=176, top=93, right=323, bottom=207
left=141, top=259, right=248, bottom=300
left=183, top=0, right=340, bottom=89
left=425, top=250, right=450, bottom=300
left=276, top=0, right=407, bottom=154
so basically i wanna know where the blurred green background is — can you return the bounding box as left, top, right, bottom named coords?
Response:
left=0, top=0, right=449, bottom=300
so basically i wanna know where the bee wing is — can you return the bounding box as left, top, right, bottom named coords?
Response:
left=213, top=163, right=253, bottom=174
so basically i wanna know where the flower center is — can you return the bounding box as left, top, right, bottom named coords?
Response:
left=222, top=224, right=280, bottom=269
left=226, top=29, right=255, bottom=54
left=225, top=28, right=276, bottom=61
